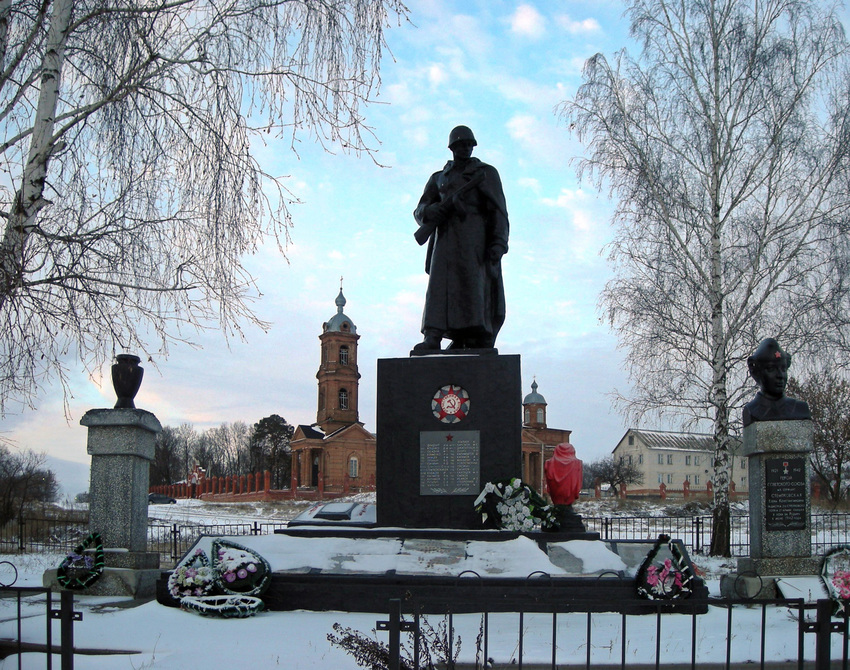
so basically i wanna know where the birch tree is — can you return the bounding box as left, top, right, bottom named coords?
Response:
left=0, top=0, right=407, bottom=413
left=562, top=0, right=850, bottom=555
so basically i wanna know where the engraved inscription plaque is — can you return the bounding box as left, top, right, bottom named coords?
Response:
left=765, top=457, right=807, bottom=531
left=420, top=430, right=480, bottom=495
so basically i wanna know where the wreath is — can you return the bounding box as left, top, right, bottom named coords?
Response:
left=181, top=595, right=264, bottom=618
left=57, top=532, right=105, bottom=590
left=167, top=548, right=215, bottom=601
left=211, top=539, right=271, bottom=597
left=635, top=534, right=694, bottom=600
left=473, top=478, right=557, bottom=531
left=821, top=545, right=850, bottom=615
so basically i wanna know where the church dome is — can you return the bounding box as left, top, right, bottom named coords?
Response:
left=523, top=380, right=547, bottom=405
left=323, top=288, right=357, bottom=334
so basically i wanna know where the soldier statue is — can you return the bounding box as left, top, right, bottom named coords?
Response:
left=413, top=126, right=509, bottom=351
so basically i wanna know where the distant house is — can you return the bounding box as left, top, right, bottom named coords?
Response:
left=611, top=429, right=747, bottom=496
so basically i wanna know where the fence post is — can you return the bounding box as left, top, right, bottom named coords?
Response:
left=380, top=598, right=402, bottom=670
left=814, top=598, right=842, bottom=670
left=17, top=518, right=24, bottom=552
left=60, top=590, right=75, bottom=670
left=694, top=517, right=702, bottom=554
left=49, top=590, right=82, bottom=670
left=171, top=524, right=179, bottom=560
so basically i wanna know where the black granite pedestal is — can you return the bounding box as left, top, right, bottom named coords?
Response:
left=376, top=353, right=521, bottom=528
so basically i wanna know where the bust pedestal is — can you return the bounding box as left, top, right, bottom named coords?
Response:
left=720, top=419, right=818, bottom=599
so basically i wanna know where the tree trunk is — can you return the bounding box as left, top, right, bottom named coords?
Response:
left=0, top=0, right=72, bottom=304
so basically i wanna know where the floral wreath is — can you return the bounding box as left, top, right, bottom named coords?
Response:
left=56, top=532, right=105, bottom=590
left=167, top=548, right=215, bottom=601
left=211, top=539, right=271, bottom=597
left=474, top=478, right=557, bottom=531
left=821, top=545, right=850, bottom=615
left=635, top=534, right=694, bottom=600
left=181, top=595, right=264, bottom=618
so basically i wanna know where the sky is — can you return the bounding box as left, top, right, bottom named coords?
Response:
left=3, top=0, right=651, bottom=497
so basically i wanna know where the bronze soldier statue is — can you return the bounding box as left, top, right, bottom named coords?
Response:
left=413, top=126, right=509, bottom=351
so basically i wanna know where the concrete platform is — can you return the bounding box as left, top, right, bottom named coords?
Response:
left=155, top=529, right=708, bottom=614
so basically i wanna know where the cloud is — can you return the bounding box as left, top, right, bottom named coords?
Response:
left=518, top=177, right=541, bottom=194
left=505, top=114, right=574, bottom=167
left=556, top=14, right=602, bottom=35
left=541, top=187, right=589, bottom=209
left=510, top=4, right=546, bottom=38
left=428, top=64, right=448, bottom=86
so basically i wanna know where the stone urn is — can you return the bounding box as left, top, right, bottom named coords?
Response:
left=112, top=354, right=144, bottom=409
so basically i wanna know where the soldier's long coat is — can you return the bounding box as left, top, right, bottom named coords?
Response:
left=414, top=157, right=509, bottom=342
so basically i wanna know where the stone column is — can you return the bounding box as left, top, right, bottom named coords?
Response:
left=45, top=408, right=161, bottom=597
left=83, top=408, right=161, bottom=553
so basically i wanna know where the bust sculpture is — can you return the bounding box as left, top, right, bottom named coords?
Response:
left=412, top=125, right=509, bottom=351
left=742, top=338, right=811, bottom=427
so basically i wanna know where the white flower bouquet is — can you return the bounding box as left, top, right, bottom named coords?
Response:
left=473, top=477, right=557, bottom=531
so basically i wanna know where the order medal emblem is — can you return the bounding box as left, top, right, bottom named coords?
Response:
left=432, top=385, right=470, bottom=423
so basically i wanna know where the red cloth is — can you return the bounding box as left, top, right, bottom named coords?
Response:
left=544, top=443, right=582, bottom=505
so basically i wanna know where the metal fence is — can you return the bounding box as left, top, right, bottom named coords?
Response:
left=377, top=596, right=850, bottom=670
left=0, top=587, right=78, bottom=670
left=148, top=521, right=289, bottom=566
left=1, top=513, right=848, bottom=565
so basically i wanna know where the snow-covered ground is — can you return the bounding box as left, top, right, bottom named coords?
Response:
left=0, top=496, right=844, bottom=668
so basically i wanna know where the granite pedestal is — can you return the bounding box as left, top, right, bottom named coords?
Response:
left=720, top=419, right=816, bottom=599
left=45, top=408, right=162, bottom=597
left=376, top=353, right=522, bottom=528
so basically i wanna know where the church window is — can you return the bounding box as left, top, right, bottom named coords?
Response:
left=340, top=345, right=349, bottom=365
left=524, top=409, right=530, bottom=424
left=536, top=408, right=544, bottom=423
left=339, top=389, right=348, bottom=410
left=349, top=457, right=359, bottom=478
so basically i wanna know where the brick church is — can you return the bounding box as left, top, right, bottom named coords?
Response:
left=290, top=288, right=376, bottom=495
left=290, top=289, right=575, bottom=498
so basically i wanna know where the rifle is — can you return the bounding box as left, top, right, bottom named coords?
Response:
left=415, top=171, right=486, bottom=273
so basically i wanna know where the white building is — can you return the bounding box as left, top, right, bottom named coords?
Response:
left=611, top=429, right=748, bottom=496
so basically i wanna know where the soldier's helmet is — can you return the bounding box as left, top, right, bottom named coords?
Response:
left=448, top=125, right=477, bottom=148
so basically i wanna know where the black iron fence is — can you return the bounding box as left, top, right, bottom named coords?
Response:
left=0, top=513, right=848, bottom=565
left=377, top=596, right=850, bottom=669
left=0, top=587, right=78, bottom=670
left=148, top=521, right=289, bottom=566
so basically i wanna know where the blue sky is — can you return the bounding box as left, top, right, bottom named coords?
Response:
left=4, top=0, right=643, bottom=496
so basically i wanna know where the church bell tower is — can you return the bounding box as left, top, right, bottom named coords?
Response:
left=316, top=285, right=361, bottom=434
